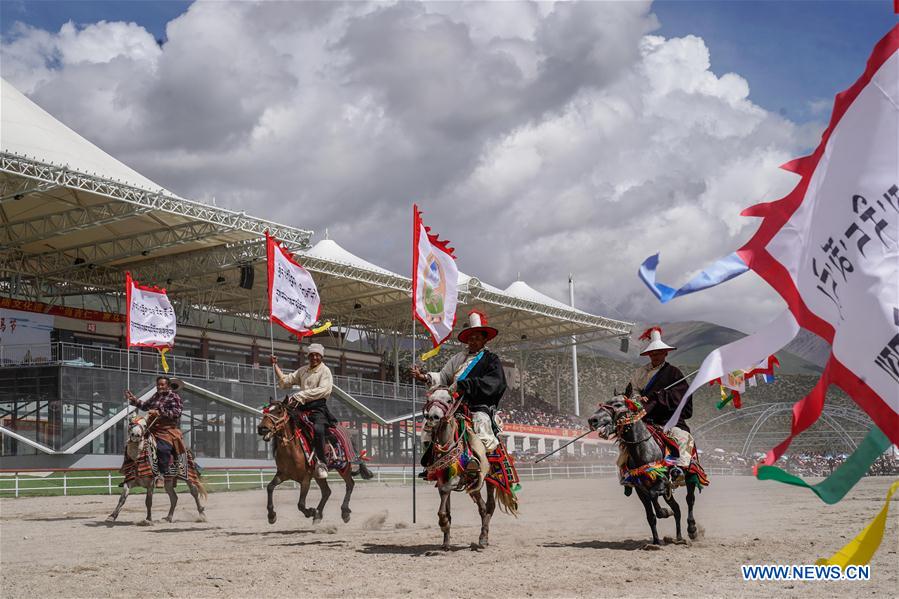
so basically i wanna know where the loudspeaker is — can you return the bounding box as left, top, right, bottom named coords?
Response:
left=239, top=265, right=255, bottom=290
left=620, top=337, right=629, bottom=353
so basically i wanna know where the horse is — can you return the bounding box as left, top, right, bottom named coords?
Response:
left=106, top=416, right=207, bottom=525
left=421, top=388, right=518, bottom=550
left=256, top=399, right=373, bottom=525
left=588, top=394, right=705, bottom=547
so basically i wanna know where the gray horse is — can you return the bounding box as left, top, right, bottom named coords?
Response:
left=106, top=416, right=207, bottom=525
left=588, top=395, right=698, bottom=547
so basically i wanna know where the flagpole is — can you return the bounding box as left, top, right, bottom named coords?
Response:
left=269, top=319, right=279, bottom=399
left=411, top=318, right=417, bottom=524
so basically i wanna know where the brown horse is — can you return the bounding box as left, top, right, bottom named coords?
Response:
left=107, top=416, right=207, bottom=525
left=422, top=388, right=518, bottom=550
left=257, top=400, right=372, bottom=525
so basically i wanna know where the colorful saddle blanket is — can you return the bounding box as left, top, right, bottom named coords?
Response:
left=292, top=412, right=358, bottom=473
left=485, top=441, right=521, bottom=496
left=119, top=438, right=202, bottom=487
left=620, top=425, right=709, bottom=489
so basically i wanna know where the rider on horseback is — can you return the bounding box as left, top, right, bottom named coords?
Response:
left=411, top=310, right=507, bottom=474
left=271, top=343, right=335, bottom=480
left=627, top=327, right=695, bottom=484
left=125, top=375, right=185, bottom=480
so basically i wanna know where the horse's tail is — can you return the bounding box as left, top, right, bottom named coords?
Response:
left=351, top=449, right=374, bottom=480
left=494, top=486, right=519, bottom=518
left=193, top=475, right=208, bottom=500
left=187, top=452, right=208, bottom=499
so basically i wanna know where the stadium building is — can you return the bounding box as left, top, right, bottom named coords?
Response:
left=0, top=78, right=631, bottom=469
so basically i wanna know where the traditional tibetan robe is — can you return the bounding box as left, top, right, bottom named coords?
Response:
left=137, top=390, right=186, bottom=454
left=629, top=361, right=694, bottom=467
left=629, top=361, right=691, bottom=431
left=425, top=348, right=507, bottom=450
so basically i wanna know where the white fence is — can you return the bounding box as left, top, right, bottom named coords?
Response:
left=0, top=463, right=753, bottom=497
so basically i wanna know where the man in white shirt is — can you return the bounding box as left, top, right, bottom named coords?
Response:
left=271, top=343, right=334, bottom=479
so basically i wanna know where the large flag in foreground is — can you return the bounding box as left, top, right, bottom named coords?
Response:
left=642, top=25, right=899, bottom=448
left=267, top=232, right=321, bottom=338
left=637, top=25, right=898, bottom=564
left=125, top=272, right=176, bottom=349
left=412, top=205, right=459, bottom=356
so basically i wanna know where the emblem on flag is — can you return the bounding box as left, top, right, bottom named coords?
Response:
left=412, top=205, right=459, bottom=353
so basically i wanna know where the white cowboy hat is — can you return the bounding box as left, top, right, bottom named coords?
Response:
left=305, top=343, right=325, bottom=356
left=638, top=326, right=676, bottom=356
left=458, top=310, right=498, bottom=343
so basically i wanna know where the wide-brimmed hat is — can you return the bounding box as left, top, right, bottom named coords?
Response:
left=305, top=343, right=325, bottom=356
left=638, top=326, right=676, bottom=356
left=458, top=310, right=498, bottom=343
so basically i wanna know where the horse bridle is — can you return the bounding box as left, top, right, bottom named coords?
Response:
left=422, top=392, right=464, bottom=458
left=598, top=402, right=651, bottom=445
left=261, top=403, right=291, bottom=442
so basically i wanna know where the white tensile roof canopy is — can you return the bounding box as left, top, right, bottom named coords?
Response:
left=0, top=78, right=632, bottom=347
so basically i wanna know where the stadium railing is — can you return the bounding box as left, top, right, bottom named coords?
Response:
left=0, top=463, right=752, bottom=497
left=0, top=341, right=424, bottom=399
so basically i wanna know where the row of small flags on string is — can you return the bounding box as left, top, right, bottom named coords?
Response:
left=712, top=355, right=779, bottom=409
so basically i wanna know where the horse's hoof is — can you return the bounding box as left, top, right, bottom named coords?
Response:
left=441, top=544, right=451, bottom=552
left=162, top=516, right=174, bottom=523
left=341, top=511, right=351, bottom=524
left=642, top=543, right=662, bottom=551
left=105, top=516, right=116, bottom=523
left=196, top=514, right=207, bottom=523
left=313, top=516, right=323, bottom=525
left=137, top=519, right=153, bottom=527
left=655, top=508, right=673, bottom=519
left=268, top=513, right=277, bottom=525
left=673, top=538, right=689, bottom=546
left=470, top=542, right=484, bottom=551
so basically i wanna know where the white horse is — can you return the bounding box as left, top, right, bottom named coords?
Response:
left=422, top=388, right=516, bottom=550
left=106, top=416, right=207, bottom=525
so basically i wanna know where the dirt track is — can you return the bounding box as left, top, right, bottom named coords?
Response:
left=1, top=476, right=896, bottom=598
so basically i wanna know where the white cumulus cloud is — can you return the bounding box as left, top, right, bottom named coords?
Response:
left=0, top=1, right=821, bottom=333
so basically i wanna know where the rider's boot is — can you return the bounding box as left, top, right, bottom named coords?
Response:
left=465, top=454, right=481, bottom=474
left=315, top=462, right=329, bottom=480
left=669, top=466, right=685, bottom=486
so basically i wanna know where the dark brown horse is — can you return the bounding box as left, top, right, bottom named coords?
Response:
left=257, top=400, right=372, bottom=525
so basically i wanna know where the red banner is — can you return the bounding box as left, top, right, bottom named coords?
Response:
left=503, top=423, right=590, bottom=438
left=0, top=297, right=124, bottom=323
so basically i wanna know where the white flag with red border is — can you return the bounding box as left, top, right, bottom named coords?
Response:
left=267, top=232, right=321, bottom=338
left=126, top=272, right=176, bottom=348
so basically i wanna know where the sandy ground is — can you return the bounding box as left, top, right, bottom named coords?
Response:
left=1, top=476, right=896, bottom=598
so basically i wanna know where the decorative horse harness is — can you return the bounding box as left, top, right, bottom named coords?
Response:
left=262, top=402, right=356, bottom=471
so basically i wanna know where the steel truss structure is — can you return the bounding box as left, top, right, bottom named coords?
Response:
left=694, top=402, right=874, bottom=455
left=1, top=152, right=632, bottom=347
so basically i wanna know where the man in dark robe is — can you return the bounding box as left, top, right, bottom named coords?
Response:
left=411, top=310, right=507, bottom=470
left=627, top=327, right=694, bottom=481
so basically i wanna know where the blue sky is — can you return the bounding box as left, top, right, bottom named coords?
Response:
left=2, top=1, right=895, bottom=122
left=653, top=0, right=897, bottom=121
